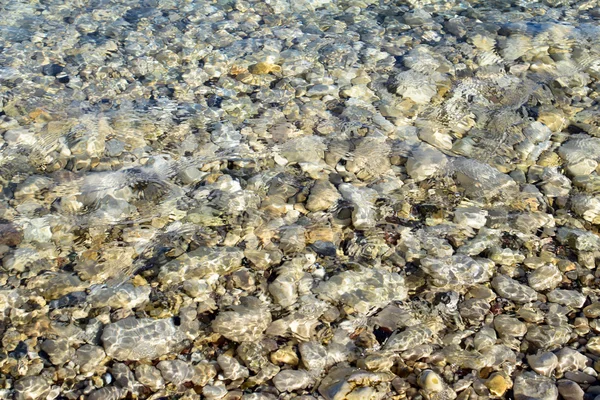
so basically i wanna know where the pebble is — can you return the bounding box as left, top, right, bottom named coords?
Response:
left=547, top=289, right=587, bottom=308
left=494, top=315, right=527, bottom=337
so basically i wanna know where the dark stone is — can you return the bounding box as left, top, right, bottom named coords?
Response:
left=42, top=64, right=64, bottom=76
left=0, top=223, right=22, bottom=246
left=56, top=73, right=70, bottom=84
left=486, top=209, right=508, bottom=228
left=9, top=341, right=28, bottom=359
left=329, top=173, right=343, bottom=185
left=207, top=94, right=223, bottom=108
left=310, top=241, right=337, bottom=257
left=49, top=291, right=87, bottom=310
left=123, top=7, right=160, bottom=24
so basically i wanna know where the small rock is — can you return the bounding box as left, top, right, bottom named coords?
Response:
left=526, top=325, right=571, bottom=350
left=586, top=337, right=600, bottom=356
left=0, top=223, right=23, bottom=246
left=41, top=63, right=64, bottom=76
left=40, top=339, right=74, bottom=365
left=202, top=384, right=228, bottom=400
left=87, top=387, right=123, bottom=400
left=74, top=344, right=106, bottom=374
left=212, top=297, right=271, bottom=342
left=249, top=62, right=281, bottom=75
left=299, top=341, right=328, bottom=374
left=217, top=354, right=249, bottom=381
left=111, top=362, right=137, bottom=391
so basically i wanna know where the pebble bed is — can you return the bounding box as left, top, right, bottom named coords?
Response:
left=1, top=0, right=600, bottom=399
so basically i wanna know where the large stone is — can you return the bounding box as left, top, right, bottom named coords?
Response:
left=212, top=297, right=271, bottom=342
left=513, top=371, right=558, bottom=400
left=492, top=275, right=538, bottom=303
left=14, top=376, right=50, bottom=400
left=314, top=266, right=408, bottom=314
left=158, top=246, right=244, bottom=285
left=101, top=317, right=186, bottom=361
left=272, top=370, right=312, bottom=392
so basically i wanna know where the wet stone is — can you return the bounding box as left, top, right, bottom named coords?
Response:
left=41, top=63, right=64, bottom=76
left=492, top=275, right=538, bottom=303
left=272, top=370, right=312, bottom=392
left=494, top=315, right=527, bottom=337
left=528, top=264, right=563, bottom=292
left=217, top=354, right=249, bottom=381
left=526, top=325, right=572, bottom=350
left=557, top=380, right=585, bottom=400
left=74, top=344, right=106, bottom=374
left=299, top=341, right=328, bottom=374
left=111, top=362, right=137, bottom=392
left=159, top=247, right=244, bottom=285
left=527, top=352, right=558, bottom=377
left=0, top=223, right=23, bottom=246
left=135, top=364, right=165, bottom=391
left=212, top=297, right=271, bottom=342
left=14, top=376, right=50, bottom=400
left=513, top=371, right=558, bottom=400
left=101, top=317, right=186, bottom=361
left=40, top=338, right=74, bottom=365
left=157, top=359, right=191, bottom=385
left=547, top=289, right=586, bottom=308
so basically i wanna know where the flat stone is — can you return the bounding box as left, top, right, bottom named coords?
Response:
left=101, top=317, right=186, bottom=361
left=513, top=371, right=558, bottom=400
left=492, top=275, right=538, bottom=303
left=14, top=376, right=50, bottom=400
left=272, top=370, right=312, bottom=392
left=557, top=379, right=585, bottom=400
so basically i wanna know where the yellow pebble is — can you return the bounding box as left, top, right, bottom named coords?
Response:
left=485, top=373, right=509, bottom=397
left=248, top=62, right=281, bottom=75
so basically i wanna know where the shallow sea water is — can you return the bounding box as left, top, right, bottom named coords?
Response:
left=1, top=0, right=600, bottom=399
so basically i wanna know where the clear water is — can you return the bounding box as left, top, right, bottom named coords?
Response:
left=1, top=0, right=600, bottom=398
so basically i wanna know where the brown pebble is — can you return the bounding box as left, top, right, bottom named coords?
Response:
left=0, top=223, right=23, bottom=247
